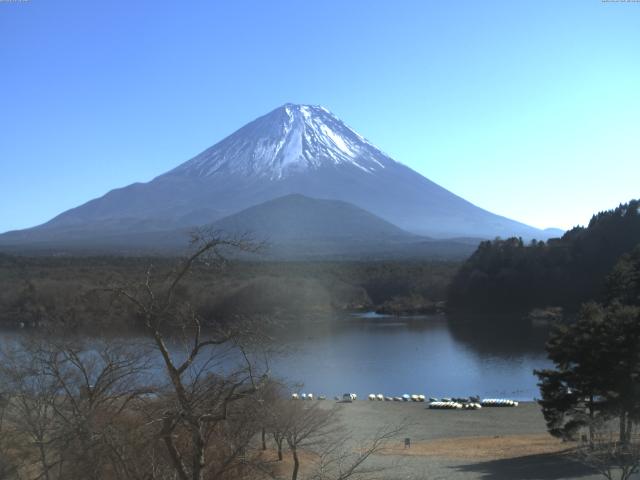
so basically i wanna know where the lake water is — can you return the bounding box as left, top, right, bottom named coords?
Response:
left=267, top=313, right=553, bottom=401
left=1, top=313, right=553, bottom=401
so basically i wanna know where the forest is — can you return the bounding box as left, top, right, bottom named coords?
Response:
left=447, top=199, right=640, bottom=313
left=0, top=253, right=458, bottom=330
left=3, top=200, right=640, bottom=328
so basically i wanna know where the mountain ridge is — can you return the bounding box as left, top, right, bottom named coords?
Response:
left=0, top=103, right=562, bottom=253
left=211, top=193, right=419, bottom=242
left=0, top=194, right=479, bottom=259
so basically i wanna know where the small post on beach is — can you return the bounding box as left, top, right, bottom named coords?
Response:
left=404, top=437, right=411, bottom=449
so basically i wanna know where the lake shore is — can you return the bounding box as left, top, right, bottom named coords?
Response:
left=325, top=400, right=600, bottom=480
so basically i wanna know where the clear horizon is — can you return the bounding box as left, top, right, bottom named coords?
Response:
left=1, top=1, right=639, bottom=234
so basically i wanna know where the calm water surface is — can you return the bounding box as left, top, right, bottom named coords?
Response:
left=1, top=313, right=553, bottom=401
left=267, top=313, right=553, bottom=401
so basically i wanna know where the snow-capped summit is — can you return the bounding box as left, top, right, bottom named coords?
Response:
left=0, top=103, right=559, bottom=252
left=168, top=104, right=394, bottom=180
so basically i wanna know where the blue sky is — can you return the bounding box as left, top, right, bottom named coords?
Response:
left=1, top=0, right=638, bottom=233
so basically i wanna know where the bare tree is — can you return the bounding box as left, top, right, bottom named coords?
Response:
left=42, top=340, right=152, bottom=478
left=0, top=341, right=60, bottom=479
left=308, top=423, right=404, bottom=480
left=283, top=402, right=341, bottom=480
left=0, top=337, right=152, bottom=480
left=267, top=398, right=405, bottom=480
left=574, top=421, right=640, bottom=480
left=266, top=396, right=290, bottom=462
left=109, top=231, right=269, bottom=480
left=0, top=393, right=16, bottom=480
left=252, top=379, right=286, bottom=457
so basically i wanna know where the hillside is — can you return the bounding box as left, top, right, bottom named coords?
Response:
left=0, top=104, right=556, bottom=254
left=212, top=194, right=417, bottom=243
left=447, top=199, right=640, bottom=313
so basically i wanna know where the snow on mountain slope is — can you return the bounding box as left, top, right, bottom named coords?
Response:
left=0, top=103, right=559, bottom=251
left=167, top=104, right=392, bottom=179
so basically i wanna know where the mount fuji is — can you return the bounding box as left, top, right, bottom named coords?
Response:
left=0, top=104, right=556, bottom=255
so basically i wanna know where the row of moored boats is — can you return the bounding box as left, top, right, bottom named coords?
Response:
left=368, top=393, right=425, bottom=402
left=290, top=392, right=519, bottom=408
left=427, top=397, right=520, bottom=409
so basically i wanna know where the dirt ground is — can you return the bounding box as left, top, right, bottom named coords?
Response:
left=379, top=434, right=571, bottom=461
left=322, top=401, right=613, bottom=480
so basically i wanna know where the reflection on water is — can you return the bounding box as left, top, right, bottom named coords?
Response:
left=268, top=313, right=552, bottom=400
left=0, top=313, right=553, bottom=401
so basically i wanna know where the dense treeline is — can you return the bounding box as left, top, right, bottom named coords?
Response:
left=447, top=199, right=640, bottom=313
left=535, top=244, right=640, bottom=478
left=0, top=254, right=458, bottom=329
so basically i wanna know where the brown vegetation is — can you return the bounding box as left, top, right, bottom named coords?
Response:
left=0, top=235, right=405, bottom=480
left=0, top=253, right=459, bottom=329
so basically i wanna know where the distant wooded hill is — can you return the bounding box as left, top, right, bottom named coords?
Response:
left=0, top=194, right=478, bottom=260
left=447, top=199, right=640, bottom=312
